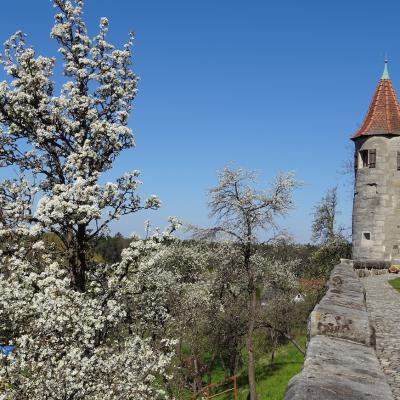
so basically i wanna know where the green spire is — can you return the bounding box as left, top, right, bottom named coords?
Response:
left=382, top=59, right=390, bottom=80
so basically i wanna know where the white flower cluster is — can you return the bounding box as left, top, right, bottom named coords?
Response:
left=0, top=234, right=176, bottom=400
left=36, top=178, right=101, bottom=225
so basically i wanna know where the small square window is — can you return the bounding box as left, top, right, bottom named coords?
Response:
left=361, top=232, right=372, bottom=247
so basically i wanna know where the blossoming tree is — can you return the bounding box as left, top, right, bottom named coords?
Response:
left=0, top=1, right=177, bottom=398
left=193, top=166, right=300, bottom=400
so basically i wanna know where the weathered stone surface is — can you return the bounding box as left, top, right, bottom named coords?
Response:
left=284, top=262, right=394, bottom=400
left=309, top=307, right=372, bottom=346
left=284, top=336, right=393, bottom=400
left=309, top=262, right=375, bottom=346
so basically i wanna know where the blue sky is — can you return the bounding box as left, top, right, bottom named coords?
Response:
left=1, top=0, right=400, bottom=242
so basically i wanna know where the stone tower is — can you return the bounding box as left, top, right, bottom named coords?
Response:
left=352, top=61, right=400, bottom=260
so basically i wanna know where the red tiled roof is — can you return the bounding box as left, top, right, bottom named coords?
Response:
left=352, top=71, right=400, bottom=139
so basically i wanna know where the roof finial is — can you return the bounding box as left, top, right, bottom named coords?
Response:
left=382, top=58, right=390, bottom=80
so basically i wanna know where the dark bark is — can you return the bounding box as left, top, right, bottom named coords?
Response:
left=270, top=330, right=278, bottom=365
left=192, top=355, right=203, bottom=396
left=246, top=289, right=258, bottom=400
left=68, top=224, right=87, bottom=292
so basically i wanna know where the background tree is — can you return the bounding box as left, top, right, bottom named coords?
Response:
left=311, top=186, right=340, bottom=243
left=309, top=186, right=351, bottom=278
left=193, top=165, right=300, bottom=400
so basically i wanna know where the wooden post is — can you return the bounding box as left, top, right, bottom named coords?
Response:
left=233, top=375, right=238, bottom=400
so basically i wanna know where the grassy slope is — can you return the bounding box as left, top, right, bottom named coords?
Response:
left=205, top=335, right=306, bottom=400
left=388, top=276, right=400, bottom=292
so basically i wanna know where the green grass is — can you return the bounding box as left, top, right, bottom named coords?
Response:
left=204, top=336, right=306, bottom=400
left=388, top=277, right=400, bottom=292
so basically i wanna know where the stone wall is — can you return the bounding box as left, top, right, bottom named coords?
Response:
left=353, top=259, right=390, bottom=277
left=284, top=260, right=394, bottom=400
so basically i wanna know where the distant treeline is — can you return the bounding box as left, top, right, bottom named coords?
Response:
left=93, top=233, right=131, bottom=264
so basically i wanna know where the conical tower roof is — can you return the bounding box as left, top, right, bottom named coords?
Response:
left=352, top=61, right=400, bottom=139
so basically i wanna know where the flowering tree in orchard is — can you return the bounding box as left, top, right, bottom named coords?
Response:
left=193, top=166, right=300, bottom=400
left=0, top=1, right=177, bottom=399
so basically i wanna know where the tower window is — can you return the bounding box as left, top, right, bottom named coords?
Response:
left=359, top=149, right=376, bottom=168
left=362, top=232, right=372, bottom=246
left=368, top=149, right=376, bottom=168
left=360, top=150, right=368, bottom=167
left=397, top=152, right=400, bottom=170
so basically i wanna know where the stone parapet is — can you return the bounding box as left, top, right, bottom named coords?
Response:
left=353, top=259, right=391, bottom=269
left=353, top=259, right=393, bottom=277
left=284, top=261, right=394, bottom=400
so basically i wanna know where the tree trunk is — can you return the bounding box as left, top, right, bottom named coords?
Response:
left=234, top=351, right=240, bottom=375
left=192, top=355, right=203, bottom=396
left=207, top=354, right=216, bottom=385
left=246, top=289, right=258, bottom=400
left=270, top=330, right=277, bottom=365
left=69, top=224, right=87, bottom=292
left=219, top=354, right=228, bottom=377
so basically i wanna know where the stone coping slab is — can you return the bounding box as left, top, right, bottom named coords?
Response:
left=284, top=335, right=394, bottom=400
left=309, top=263, right=373, bottom=346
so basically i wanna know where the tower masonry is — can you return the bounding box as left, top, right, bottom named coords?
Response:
left=352, top=61, right=400, bottom=260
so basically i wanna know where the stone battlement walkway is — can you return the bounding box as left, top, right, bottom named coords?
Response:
left=363, top=274, right=400, bottom=399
